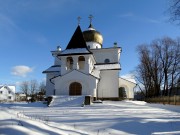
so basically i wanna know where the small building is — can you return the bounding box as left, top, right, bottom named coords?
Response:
left=119, top=77, right=137, bottom=99
left=0, top=85, right=15, bottom=101
left=15, top=93, right=26, bottom=101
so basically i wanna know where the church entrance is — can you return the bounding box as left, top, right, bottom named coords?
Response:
left=69, top=82, right=82, bottom=96
left=119, top=87, right=127, bottom=98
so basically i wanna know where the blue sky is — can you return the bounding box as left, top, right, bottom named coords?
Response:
left=0, top=0, right=179, bottom=91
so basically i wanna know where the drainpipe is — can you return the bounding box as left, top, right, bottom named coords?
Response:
left=96, top=72, right=101, bottom=100
left=50, top=78, right=55, bottom=95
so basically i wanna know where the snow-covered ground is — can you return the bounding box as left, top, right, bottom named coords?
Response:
left=0, top=100, right=180, bottom=135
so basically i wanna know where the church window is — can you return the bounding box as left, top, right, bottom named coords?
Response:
left=66, top=57, right=73, bottom=70
left=69, top=82, right=82, bottom=96
left=104, top=59, right=110, bottom=63
left=0, top=91, right=2, bottom=94
left=78, top=56, right=85, bottom=70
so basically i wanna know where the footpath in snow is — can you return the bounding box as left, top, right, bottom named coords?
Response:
left=0, top=101, right=180, bottom=135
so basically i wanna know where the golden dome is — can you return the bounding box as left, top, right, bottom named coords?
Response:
left=83, top=24, right=103, bottom=45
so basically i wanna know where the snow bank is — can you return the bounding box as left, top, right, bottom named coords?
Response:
left=125, top=100, right=147, bottom=105
left=60, top=48, right=90, bottom=54
left=49, top=96, right=85, bottom=107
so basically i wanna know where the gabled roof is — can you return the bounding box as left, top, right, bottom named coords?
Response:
left=42, top=65, right=61, bottom=74
left=119, top=77, right=137, bottom=84
left=50, top=69, right=99, bottom=82
left=66, top=25, right=89, bottom=50
left=0, top=85, right=15, bottom=91
left=58, top=48, right=92, bottom=56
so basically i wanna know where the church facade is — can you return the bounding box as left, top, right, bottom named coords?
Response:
left=43, top=21, right=134, bottom=100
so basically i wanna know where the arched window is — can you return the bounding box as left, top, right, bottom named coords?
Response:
left=69, top=82, right=82, bottom=95
left=78, top=56, right=85, bottom=70
left=66, top=57, right=73, bottom=70
left=104, top=59, right=110, bottom=63
left=119, top=87, right=127, bottom=98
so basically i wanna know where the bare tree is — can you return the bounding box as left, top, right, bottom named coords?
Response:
left=137, top=44, right=152, bottom=97
left=169, top=38, right=180, bottom=95
left=158, top=38, right=179, bottom=95
left=29, top=80, right=38, bottom=101
left=136, top=37, right=180, bottom=98
left=38, top=81, right=46, bottom=100
left=169, top=0, right=180, bottom=25
left=20, top=81, right=29, bottom=100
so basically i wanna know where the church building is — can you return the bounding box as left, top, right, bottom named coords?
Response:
left=43, top=18, right=135, bottom=100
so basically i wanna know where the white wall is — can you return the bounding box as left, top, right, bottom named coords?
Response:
left=91, top=48, right=121, bottom=64
left=53, top=70, right=98, bottom=97
left=54, top=57, right=61, bottom=65
left=0, top=86, right=15, bottom=101
left=51, top=50, right=61, bottom=65
left=46, top=74, right=56, bottom=96
left=98, top=70, right=119, bottom=98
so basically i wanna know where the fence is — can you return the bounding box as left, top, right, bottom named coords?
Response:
left=145, top=95, right=180, bottom=105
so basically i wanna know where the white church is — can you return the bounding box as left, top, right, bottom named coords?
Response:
left=43, top=18, right=136, bottom=101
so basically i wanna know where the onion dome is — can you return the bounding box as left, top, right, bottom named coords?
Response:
left=83, top=23, right=103, bottom=46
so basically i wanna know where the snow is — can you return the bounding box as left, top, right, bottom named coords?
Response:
left=121, top=74, right=136, bottom=84
left=43, top=65, right=61, bottom=73
left=95, top=64, right=120, bottom=70
left=0, top=101, right=180, bottom=135
left=60, top=48, right=90, bottom=55
left=49, top=96, right=85, bottom=107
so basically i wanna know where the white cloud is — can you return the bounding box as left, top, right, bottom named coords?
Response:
left=11, top=65, right=33, bottom=77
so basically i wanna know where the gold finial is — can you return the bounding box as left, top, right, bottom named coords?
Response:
left=77, top=16, right=81, bottom=25
left=88, top=14, right=93, bottom=24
